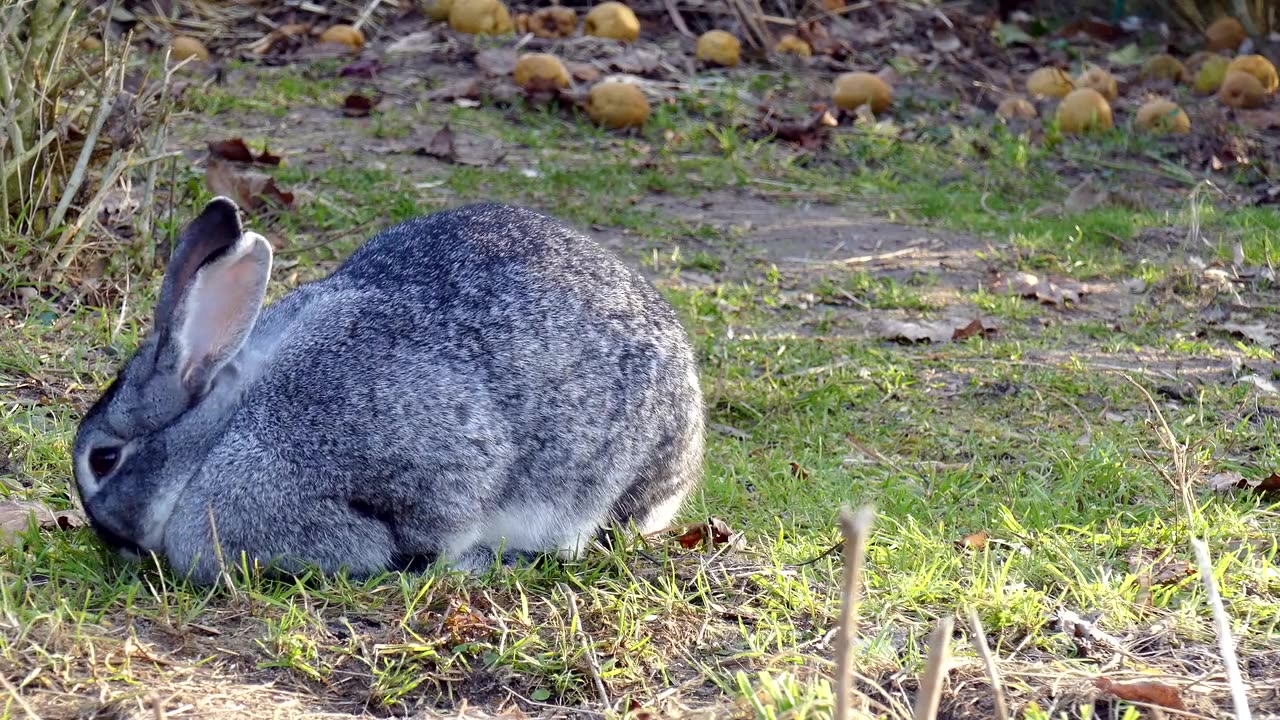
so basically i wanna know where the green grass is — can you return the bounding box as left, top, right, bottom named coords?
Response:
left=3, top=55, right=1280, bottom=719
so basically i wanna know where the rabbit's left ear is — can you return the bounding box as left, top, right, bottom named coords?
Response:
left=155, top=197, right=274, bottom=395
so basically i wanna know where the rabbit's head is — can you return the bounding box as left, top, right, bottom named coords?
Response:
left=72, top=197, right=273, bottom=560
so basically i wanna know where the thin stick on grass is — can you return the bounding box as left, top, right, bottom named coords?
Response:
left=835, top=504, right=875, bottom=720
left=561, top=583, right=610, bottom=710
left=1190, top=539, right=1252, bottom=720
left=913, top=615, right=954, bottom=720
left=0, top=671, right=41, bottom=719
left=965, top=608, right=1009, bottom=720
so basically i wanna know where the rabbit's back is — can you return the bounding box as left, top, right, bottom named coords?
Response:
left=174, top=204, right=703, bottom=576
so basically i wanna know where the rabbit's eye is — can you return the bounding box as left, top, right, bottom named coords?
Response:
left=88, top=447, right=121, bottom=478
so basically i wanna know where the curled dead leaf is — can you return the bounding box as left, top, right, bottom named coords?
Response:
left=789, top=461, right=809, bottom=480
left=0, top=499, right=86, bottom=545
left=1093, top=677, right=1187, bottom=712
left=1209, top=470, right=1280, bottom=495
left=417, top=124, right=505, bottom=166
left=957, top=530, right=989, bottom=550
left=342, top=94, right=378, bottom=117
left=997, top=271, right=1084, bottom=307
left=205, top=156, right=294, bottom=212
left=879, top=317, right=998, bottom=344
left=676, top=517, right=738, bottom=550
left=208, top=138, right=281, bottom=166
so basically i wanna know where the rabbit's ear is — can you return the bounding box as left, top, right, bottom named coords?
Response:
left=155, top=197, right=273, bottom=395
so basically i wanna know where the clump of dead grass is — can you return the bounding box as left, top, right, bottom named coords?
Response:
left=1, top=0, right=171, bottom=287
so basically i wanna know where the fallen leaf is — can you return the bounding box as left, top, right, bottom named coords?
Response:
left=1219, top=322, right=1279, bottom=348
left=342, top=94, right=377, bottom=117
left=207, top=138, right=280, bottom=166
left=929, top=29, right=961, bottom=54
left=1093, top=677, right=1187, bottom=712
left=425, top=78, right=483, bottom=102
left=386, top=30, right=437, bottom=55
left=1209, top=470, right=1280, bottom=495
left=1065, top=175, right=1110, bottom=213
left=340, top=58, right=384, bottom=79
left=676, top=517, right=737, bottom=550
left=0, top=499, right=86, bottom=544
left=247, top=23, right=311, bottom=56
left=608, top=49, right=662, bottom=75
left=789, top=462, right=809, bottom=480
left=997, top=271, right=1084, bottom=307
left=958, top=530, right=989, bottom=550
left=1236, top=110, right=1280, bottom=130
left=442, top=601, right=489, bottom=644
left=992, top=21, right=1033, bottom=47
left=205, top=156, right=294, bottom=212
left=417, top=125, right=505, bottom=167
left=474, top=48, right=517, bottom=76
left=879, top=317, right=997, bottom=344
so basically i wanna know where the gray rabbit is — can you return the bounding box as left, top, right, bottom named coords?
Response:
left=71, top=197, right=705, bottom=585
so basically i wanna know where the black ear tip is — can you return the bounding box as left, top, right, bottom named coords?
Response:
left=201, top=196, right=243, bottom=231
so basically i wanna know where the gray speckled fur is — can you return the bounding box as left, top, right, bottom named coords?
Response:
left=72, top=199, right=705, bottom=585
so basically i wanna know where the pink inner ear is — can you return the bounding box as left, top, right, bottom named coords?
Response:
left=177, top=240, right=269, bottom=388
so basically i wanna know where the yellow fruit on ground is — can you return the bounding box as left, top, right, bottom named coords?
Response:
left=585, top=81, right=650, bottom=129
left=696, top=30, right=740, bottom=67
left=1218, top=70, right=1267, bottom=108
left=527, top=6, right=576, bottom=38
left=832, top=72, right=892, bottom=114
left=1226, top=54, right=1278, bottom=94
left=996, top=97, right=1037, bottom=120
left=1139, top=54, right=1186, bottom=83
left=319, top=24, right=365, bottom=50
left=1192, top=55, right=1231, bottom=94
left=79, top=36, right=104, bottom=52
left=774, top=34, right=811, bottom=57
left=583, top=1, right=640, bottom=42
left=513, top=53, right=570, bottom=91
left=424, top=0, right=454, bottom=21
left=1075, top=66, right=1118, bottom=101
left=1056, top=88, right=1112, bottom=134
left=170, top=35, right=209, bottom=62
left=1134, top=99, right=1190, bottom=134
left=449, top=0, right=514, bottom=35
left=1205, top=16, right=1247, bottom=52
left=1026, top=66, right=1074, bottom=98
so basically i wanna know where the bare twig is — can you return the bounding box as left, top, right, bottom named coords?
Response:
left=0, top=671, right=41, bottom=719
left=1121, top=373, right=1199, bottom=527
left=965, top=608, right=1009, bottom=720
left=835, top=504, right=875, bottom=720
left=913, top=615, right=954, bottom=720
left=662, top=0, right=696, bottom=39
left=562, top=584, right=610, bottom=710
left=1190, top=539, right=1252, bottom=720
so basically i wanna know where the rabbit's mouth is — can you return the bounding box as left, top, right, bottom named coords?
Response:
left=82, top=502, right=150, bottom=562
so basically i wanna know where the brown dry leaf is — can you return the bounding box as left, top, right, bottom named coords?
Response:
left=424, top=78, right=483, bottom=102
left=417, top=125, right=505, bottom=167
left=208, top=138, right=280, bottom=166
left=443, top=602, right=489, bottom=644
left=1093, top=677, right=1187, bottom=712
left=342, top=94, right=377, bottom=117
left=247, top=23, right=311, bottom=56
left=1064, top=175, right=1111, bottom=213
left=879, top=317, right=997, bottom=344
left=205, top=156, right=294, bottom=212
left=475, top=48, right=517, bottom=76
left=676, top=517, right=737, bottom=550
left=998, top=271, right=1084, bottom=307
left=789, top=462, right=809, bottom=480
left=1219, top=322, right=1279, bottom=348
left=1209, top=470, right=1280, bottom=495
left=958, top=530, right=989, bottom=550
left=607, top=49, right=661, bottom=76
left=0, top=499, right=86, bottom=545
left=1236, top=110, right=1280, bottom=130
left=567, top=61, right=601, bottom=83
left=1126, top=547, right=1195, bottom=586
